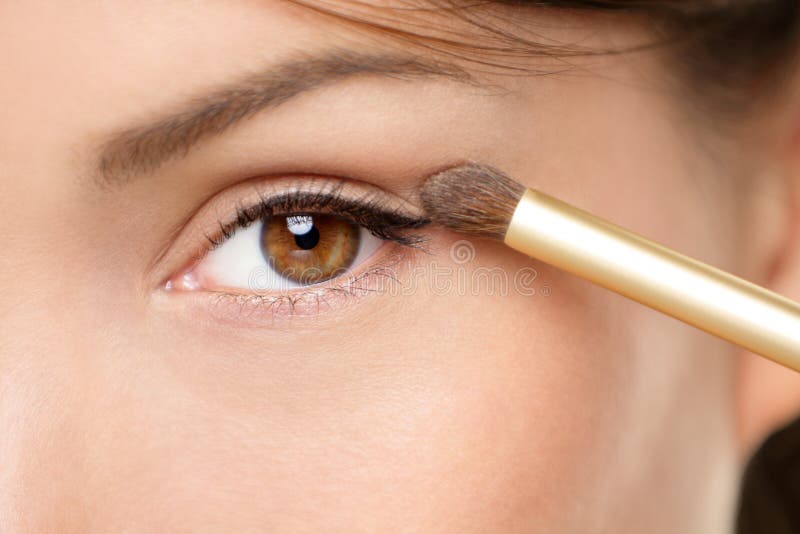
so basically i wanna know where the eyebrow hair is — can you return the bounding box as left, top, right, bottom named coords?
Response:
left=96, top=47, right=480, bottom=183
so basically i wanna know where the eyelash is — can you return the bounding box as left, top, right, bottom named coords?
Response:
left=167, top=182, right=432, bottom=318
left=205, top=185, right=430, bottom=252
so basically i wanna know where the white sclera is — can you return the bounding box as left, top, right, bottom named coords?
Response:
left=196, top=219, right=384, bottom=291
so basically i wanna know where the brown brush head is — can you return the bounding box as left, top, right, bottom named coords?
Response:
left=420, top=162, right=526, bottom=240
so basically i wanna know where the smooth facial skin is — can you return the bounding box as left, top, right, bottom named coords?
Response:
left=2, top=2, right=800, bottom=532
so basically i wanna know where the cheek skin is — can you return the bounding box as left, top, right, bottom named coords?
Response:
left=14, top=237, right=629, bottom=532
left=2, top=233, right=732, bottom=532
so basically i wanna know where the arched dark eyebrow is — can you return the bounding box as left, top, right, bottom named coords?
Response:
left=95, top=48, right=479, bottom=184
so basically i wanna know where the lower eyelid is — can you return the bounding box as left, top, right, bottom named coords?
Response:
left=155, top=243, right=414, bottom=326
left=151, top=176, right=427, bottom=295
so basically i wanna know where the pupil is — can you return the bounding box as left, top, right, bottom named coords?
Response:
left=294, top=225, right=320, bottom=250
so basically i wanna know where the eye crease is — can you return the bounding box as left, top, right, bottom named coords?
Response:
left=164, top=177, right=430, bottom=298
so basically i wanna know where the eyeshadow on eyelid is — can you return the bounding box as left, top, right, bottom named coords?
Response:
left=204, top=177, right=432, bottom=248
left=161, top=190, right=427, bottom=315
left=152, top=173, right=435, bottom=295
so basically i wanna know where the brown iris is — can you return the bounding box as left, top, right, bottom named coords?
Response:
left=260, top=214, right=360, bottom=284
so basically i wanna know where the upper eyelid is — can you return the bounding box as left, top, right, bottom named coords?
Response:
left=148, top=174, right=432, bottom=289
left=205, top=179, right=431, bottom=251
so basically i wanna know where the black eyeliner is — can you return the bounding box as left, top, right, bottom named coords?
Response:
left=207, top=186, right=431, bottom=249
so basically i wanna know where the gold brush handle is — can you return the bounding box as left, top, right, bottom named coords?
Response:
left=505, top=189, right=800, bottom=370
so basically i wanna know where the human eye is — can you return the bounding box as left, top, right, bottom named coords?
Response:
left=162, top=175, right=429, bottom=316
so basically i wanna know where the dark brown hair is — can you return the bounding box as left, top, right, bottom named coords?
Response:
left=573, top=0, right=800, bottom=111
left=288, top=0, right=800, bottom=117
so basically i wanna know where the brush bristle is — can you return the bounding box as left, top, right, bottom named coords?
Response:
left=420, top=163, right=525, bottom=240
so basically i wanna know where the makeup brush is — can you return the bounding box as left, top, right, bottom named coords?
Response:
left=420, top=163, right=800, bottom=370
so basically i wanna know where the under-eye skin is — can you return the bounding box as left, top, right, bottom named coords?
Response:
left=162, top=176, right=431, bottom=318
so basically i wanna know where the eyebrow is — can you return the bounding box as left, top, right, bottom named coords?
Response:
left=95, top=47, right=480, bottom=184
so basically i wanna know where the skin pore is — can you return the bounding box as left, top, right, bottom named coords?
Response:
left=2, top=1, right=800, bottom=532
